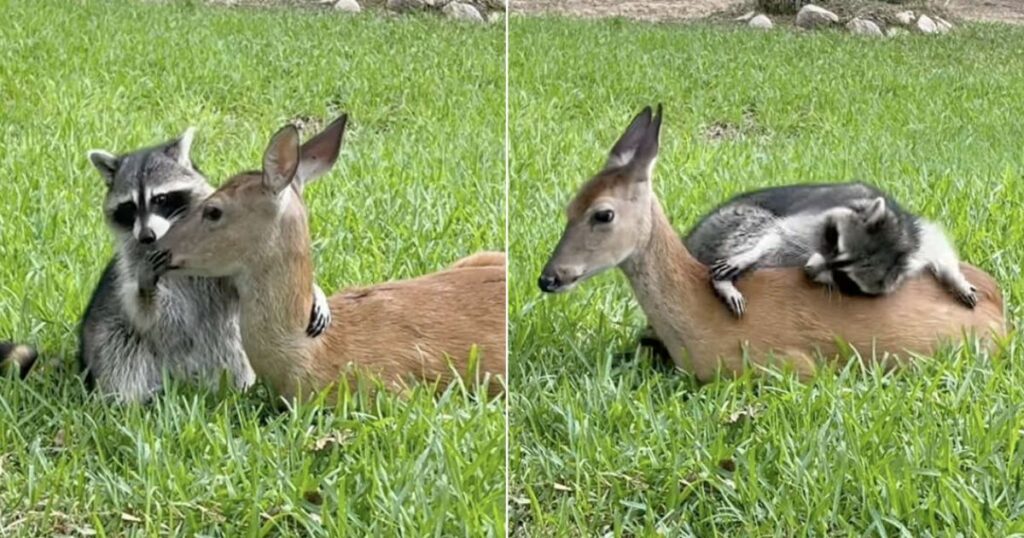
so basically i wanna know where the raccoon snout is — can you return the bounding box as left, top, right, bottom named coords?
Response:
left=138, top=227, right=157, bottom=244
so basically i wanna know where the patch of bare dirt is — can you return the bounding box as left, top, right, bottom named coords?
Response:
left=511, top=0, right=735, bottom=22
left=941, top=0, right=1024, bottom=24
left=511, top=0, right=1024, bottom=25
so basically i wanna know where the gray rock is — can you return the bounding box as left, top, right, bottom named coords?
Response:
left=333, top=0, right=361, bottom=12
left=917, top=14, right=938, bottom=33
left=443, top=1, right=484, bottom=22
left=479, top=0, right=507, bottom=9
left=796, top=4, right=839, bottom=29
left=386, top=0, right=427, bottom=11
left=936, top=17, right=954, bottom=33
left=735, top=10, right=756, bottom=22
left=894, top=10, right=915, bottom=26
left=846, top=17, right=882, bottom=37
left=749, top=15, right=773, bottom=30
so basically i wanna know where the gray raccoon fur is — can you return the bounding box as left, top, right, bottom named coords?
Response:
left=684, top=182, right=977, bottom=317
left=78, top=129, right=255, bottom=403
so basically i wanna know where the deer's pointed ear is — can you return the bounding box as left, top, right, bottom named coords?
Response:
left=87, top=150, right=120, bottom=186
left=164, top=127, right=197, bottom=168
left=605, top=104, right=662, bottom=182
left=296, top=114, right=347, bottom=192
left=262, top=125, right=301, bottom=194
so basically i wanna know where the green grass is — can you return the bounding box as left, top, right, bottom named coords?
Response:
left=0, top=0, right=504, bottom=535
left=510, top=18, right=1024, bottom=536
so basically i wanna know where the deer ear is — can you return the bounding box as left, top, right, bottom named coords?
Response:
left=87, top=150, right=120, bottom=186
left=164, top=127, right=196, bottom=168
left=296, top=114, right=347, bottom=192
left=262, top=125, right=301, bottom=194
left=605, top=104, right=662, bottom=182
left=605, top=106, right=652, bottom=170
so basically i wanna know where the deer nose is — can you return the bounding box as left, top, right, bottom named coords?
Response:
left=138, top=228, right=156, bottom=244
left=538, top=274, right=560, bottom=293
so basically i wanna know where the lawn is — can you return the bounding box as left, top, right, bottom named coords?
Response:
left=509, top=17, right=1024, bottom=536
left=0, top=0, right=504, bottom=535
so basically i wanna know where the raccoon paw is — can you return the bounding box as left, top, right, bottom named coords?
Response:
left=712, top=280, right=746, bottom=318
left=955, top=284, right=978, bottom=309
left=145, top=249, right=172, bottom=275
left=710, top=259, right=746, bottom=281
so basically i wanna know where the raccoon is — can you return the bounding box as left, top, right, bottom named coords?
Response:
left=0, top=342, right=37, bottom=379
left=77, top=129, right=256, bottom=402
left=684, top=182, right=977, bottom=317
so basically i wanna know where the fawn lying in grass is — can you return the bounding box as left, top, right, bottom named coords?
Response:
left=151, top=115, right=505, bottom=401
left=539, top=105, right=1005, bottom=381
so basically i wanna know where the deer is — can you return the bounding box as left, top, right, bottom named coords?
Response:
left=539, top=105, right=1006, bottom=381
left=149, top=114, right=506, bottom=402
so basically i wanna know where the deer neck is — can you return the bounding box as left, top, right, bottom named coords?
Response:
left=619, top=198, right=708, bottom=364
left=233, top=192, right=316, bottom=378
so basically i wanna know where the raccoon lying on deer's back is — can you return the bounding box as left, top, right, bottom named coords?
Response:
left=684, top=182, right=977, bottom=317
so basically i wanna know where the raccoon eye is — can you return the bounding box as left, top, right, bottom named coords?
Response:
left=203, top=206, right=223, bottom=222
left=111, top=202, right=137, bottom=229
left=153, top=191, right=191, bottom=218
left=823, top=222, right=839, bottom=253
left=593, top=209, right=615, bottom=224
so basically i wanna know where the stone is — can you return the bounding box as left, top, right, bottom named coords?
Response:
left=387, top=0, right=449, bottom=11
left=479, top=0, right=507, bottom=9
left=846, top=17, right=882, bottom=37
left=333, top=0, right=361, bottom=12
left=735, top=10, right=756, bottom=22
left=796, top=4, right=839, bottom=29
left=894, top=10, right=915, bottom=26
left=443, top=1, right=484, bottom=22
left=917, top=14, right=938, bottom=33
left=936, top=17, right=954, bottom=33
left=749, top=15, right=773, bottom=30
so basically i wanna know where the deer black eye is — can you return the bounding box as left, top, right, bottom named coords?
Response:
left=203, top=206, right=222, bottom=222
left=111, top=202, right=137, bottom=229
left=593, top=209, right=615, bottom=224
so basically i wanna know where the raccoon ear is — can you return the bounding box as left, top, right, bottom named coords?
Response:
left=865, top=197, right=887, bottom=227
left=262, top=124, right=301, bottom=194
left=295, top=114, right=347, bottom=192
left=87, top=150, right=119, bottom=186
left=605, top=104, right=662, bottom=183
left=164, top=127, right=197, bottom=168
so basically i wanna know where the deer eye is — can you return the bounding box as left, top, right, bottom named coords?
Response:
left=203, top=206, right=223, bottom=222
left=593, top=209, right=615, bottom=224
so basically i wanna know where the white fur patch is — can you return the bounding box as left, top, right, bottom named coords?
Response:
left=147, top=215, right=171, bottom=240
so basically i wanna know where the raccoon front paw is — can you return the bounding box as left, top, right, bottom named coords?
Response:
left=712, top=280, right=746, bottom=318
left=954, top=283, right=978, bottom=309
left=711, top=258, right=747, bottom=281
left=145, top=249, right=172, bottom=276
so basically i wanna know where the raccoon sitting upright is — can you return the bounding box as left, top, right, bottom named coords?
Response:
left=78, top=129, right=255, bottom=402
left=684, top=182, right=977, bottom=317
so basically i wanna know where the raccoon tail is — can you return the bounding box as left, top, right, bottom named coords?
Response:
left=0, top=342, right=38, bottom=379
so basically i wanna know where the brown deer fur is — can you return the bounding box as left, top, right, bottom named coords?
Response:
left=155, top=115, right=505, bottom=401
left=541, top=106, right=1005, bottom=381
